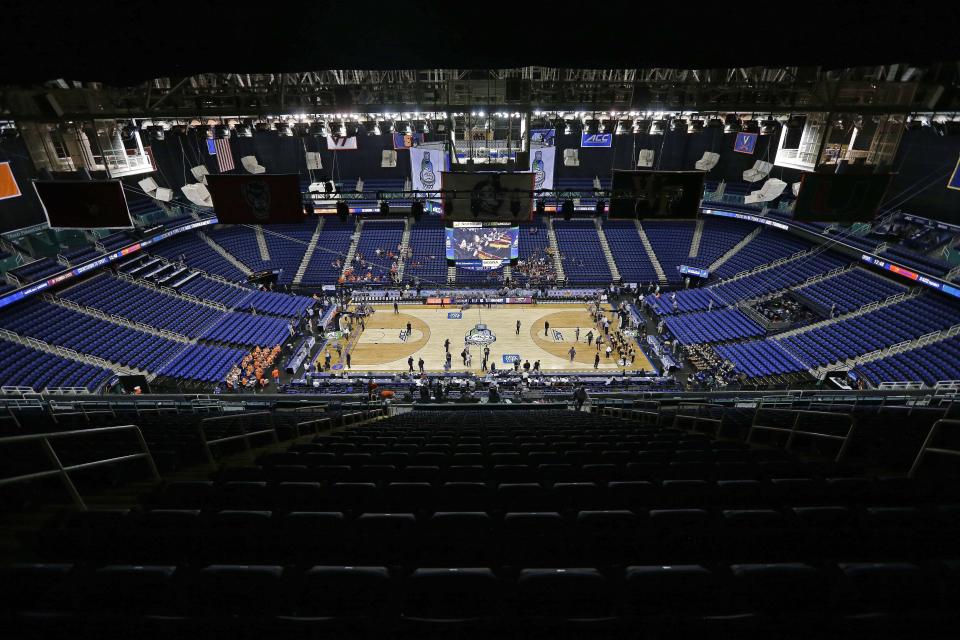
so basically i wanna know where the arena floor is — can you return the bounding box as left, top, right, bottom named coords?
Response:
left=319, top=303, right=655, bottom=373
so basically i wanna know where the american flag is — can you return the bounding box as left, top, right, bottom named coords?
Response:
left=212, top=138, right=235, bottom=172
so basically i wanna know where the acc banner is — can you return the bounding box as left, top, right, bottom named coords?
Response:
left=580, top=132, right=613, bottom=148
left=529, top=147, right=556, bottom=191
left=734, top=132, right=758, bottom=154
left=393, top=132, right=425, bottom=149
left=325, top=136, right=358, bottom=151
left=410, top=147, right=444, bottom=191
left=0, top=162, right=21, bottom=200
left=949, top=155, right=960, bottom=191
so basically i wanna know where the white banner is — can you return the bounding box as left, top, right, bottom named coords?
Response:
left=529, top=146, right=556, bottom=191
left=325, top=136, right=358, bottom=151
left=410, top=147, right=444, bottom=191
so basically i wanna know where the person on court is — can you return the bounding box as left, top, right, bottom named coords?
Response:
left=345, top=352, right=351, bottom=369
left=544, top=320, right=550, bottom=336
left=568, top=346, right=576, bottom=361
left=406, top=321, right=412, bottom=335
left=393, top=301, right=399, bottom=314
left=444, top=338, right=451, bottom=353
left=594, top=353, right=600, bottom=369
left=587, top=330, right=594, bottom=346
left=516, top=320, right=521, bottom=335
left=418, top=357, right=425, bottom=373
left=408, top=356, right=414, bottom=372
left=575, top=327, right=580, bottom=341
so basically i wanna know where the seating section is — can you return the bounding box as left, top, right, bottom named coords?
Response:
left=180, top=276, right=251, bottom=308
left=351, top=220, right=404, bottom=283
left=206, top=226, right=271, bottom=273
left=8, top=257, right=63, bottom=284
left=603, top=220, right=658, bottom=284
left=259, top=222, right=317, bottom=285
left=779, top=295, right=960, bottom=369
left=715, top=340, right=809, bottom=378
left=713, top=229, right=809, bottom=278
left=199, top=312, right=290, bottom=347
left=150, top=234, right=248, bottom=281
left=58, top=275, right=223, bottom=338
left=664, top=308, right=765, bottom=344
left=11, top=409, right=959, bottom=635
left=455, top=266, right=504, bottom=285
left=798, top=268, right=905, bottom=314
left=241, top=291, right=314, bottom=318
left=301, top=219, right=355, bottom=284
left=553, top=220, right=611, bottom=283
left=642, top=221, right=695, bottom=282
left=0, top=299, right=184, bottom=373
left=0, top=340, right=111, bottom=391
left=514, top=217, right=555, bottom=285
left=156, top=344, right=248, bottom=383
left=857, top=337, right=960, bottom=386
left=404, top=217, right=446, bottom=284
left=687, top=218, right=758, bottom=269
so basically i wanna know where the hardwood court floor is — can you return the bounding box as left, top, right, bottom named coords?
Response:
left=331, top=303, right=654, bottom=373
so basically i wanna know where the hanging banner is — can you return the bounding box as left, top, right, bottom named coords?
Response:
left=410, top=147, right=443, bottom=191
left=0, top=162, right=22, bottom=200
left=393, top=132, right=425, bottom=149
left=325, top=136, right=358, bottom=151
left=734, top=132, right=758, bottom=154
left=529, top=146, right=556, bottom=191
left=580, top=132, right=613, bottom=148
left=530, top=128, right=556, bottom=146
left=948, top=154, right=960, bottom=191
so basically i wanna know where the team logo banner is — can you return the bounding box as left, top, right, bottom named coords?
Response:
left=411, top=147, right=443, bottom=191
left=529, top=146, right=556, bottom=191
left=734, top=132, right=758, bottom=154
left=206, top=174, right=304, bottom=224
left=326, top=135, right=358, bottom=151
left=530, top=128, right=556, bottom=146
left=580, top=132, right=613, bottom=148
left=393, top=132, right=425, bottom=149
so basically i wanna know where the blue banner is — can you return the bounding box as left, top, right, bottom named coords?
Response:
left=530, top=129, right=556, bottom=146
left=580, top=132, right=613, bottom=148
left=678, top=265, right=710, bottom=278
left=447, top=312, right=462, bottom=319
left=734, top=132, right=758, bottom=154
left=502, top=354, right=521, bottom=364
left=948, top=154, right=960, bottom=191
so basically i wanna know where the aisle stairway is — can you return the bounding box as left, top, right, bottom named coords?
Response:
left=198, top=231, right=253, bottom=277
left=688, top=219, right=704, bottom=258
left=293, top=218, right=325, bottom=286
left=545, top=217, right=566, bottom=283
left=635, top=221, right=667, bottom=284
left=710, top=227, right=760, bottom=272
left=594, top=218, right=621, bottom=283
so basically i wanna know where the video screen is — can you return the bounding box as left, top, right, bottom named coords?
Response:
left=445, top=222, right=519, bottom=262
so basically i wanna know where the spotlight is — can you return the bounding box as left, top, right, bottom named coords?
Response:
left=345, top=122, right=359, bottom=137
left=328, top=122, right=344, bottom=136
left=706, top=118, right=724, bottom=129
left=724, top=119, right=742, bottom=134
left=214, top=124, right=231, bottom=139
left=309, top=122, right=326, bottom=137
left=233, top=124, right=252, bottom=137
left=759, top=119, right=778, bottom=135
left=634, top=119, right=651, bottom=134
left=615, top=119, right=633, bottom=135
left=670, top=119, right=688, bottom=133
left=561, top=199, right=574, bottom=221
left=742, top=119, right=760, bottom=134
left=689, top=119, right=705, bottom=133
left=649, top=120, right=667, bottom=135
left=276, top=123, right=293, bottom=136
left=584, top=118, right=600, bottom=134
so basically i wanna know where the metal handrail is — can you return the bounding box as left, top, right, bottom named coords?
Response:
left=198, top=410, right=277, bottom=467
left=748, top=408, right=857, bottom=462
left=0, top=424, right=160, bottom=510
left=909, top=419, right=960, bottom=478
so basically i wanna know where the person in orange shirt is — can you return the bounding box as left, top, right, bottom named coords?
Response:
left=272, top=368, right=280, bottom=385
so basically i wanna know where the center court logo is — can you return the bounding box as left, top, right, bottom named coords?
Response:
left=465, top=323, right=496, bottom=346
left=447, top=312, right=462, bottom=319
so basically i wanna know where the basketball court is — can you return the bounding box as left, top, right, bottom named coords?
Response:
left=320, top=303, right=654, bottom=373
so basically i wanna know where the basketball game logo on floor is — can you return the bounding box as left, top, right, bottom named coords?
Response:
left=447, top=312, right=462, bottom=319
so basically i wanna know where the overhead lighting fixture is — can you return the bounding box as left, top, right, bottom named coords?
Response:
left=649, top=120, right=667, bottom=135
left=689, top=119, right=705, bottom=133
left=759, top=119, right=778, bottom=135
left=615, top=119, right=633, bottom=135
left=742, top=119, right=760, bottom=134
left=706, top=118, right=724, bottom=129
left=724, top=118, right=742, bottom=134
left=584, top=118, right=600, bottom=134
left=670, top=119, right=688, bottom=133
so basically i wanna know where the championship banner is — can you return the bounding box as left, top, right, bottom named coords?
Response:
left=440, top=172, right=534, bottom=222
left=325, top=135, right=358, bottom=151
left=0, top=162, right=21, bottom=200
left=393, top=132, right=425, bottom=149
left=411, top=147, right=442, bottom=191
left=529, top=146, right=556, bottom=191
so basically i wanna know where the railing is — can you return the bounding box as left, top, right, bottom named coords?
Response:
left=198, top=410, right=278, bottom=467
left=672, top=402, right=725, bottom=436
left=747, top=408, right=857, bottom=462
left=0, top=425, right=160, bottom=510
left=909, top=419, right=960, bottom=477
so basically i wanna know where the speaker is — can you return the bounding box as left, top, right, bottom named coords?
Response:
left=561, top=199, right=574, bottom=221
left=411, top=200, right=424, bottom=221
left=336, top=200, right=350, bottom=222
left=514, top=150, right=529, bottom=169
